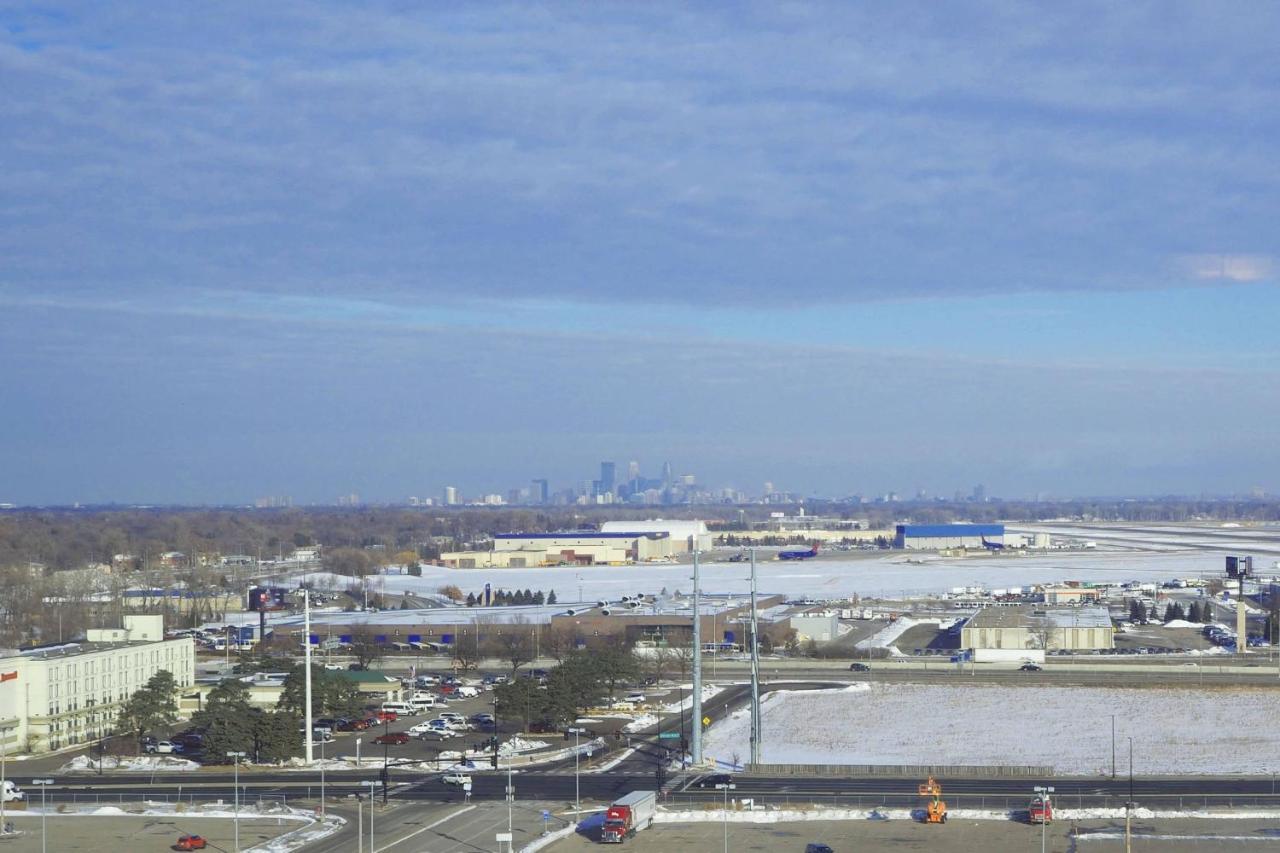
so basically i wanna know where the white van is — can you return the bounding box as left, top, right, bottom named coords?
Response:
left=380, top=701, right=416, bottom=717
left=2, top=780, right=24, bottom=802
left=410, top=693, right=438, bottom=711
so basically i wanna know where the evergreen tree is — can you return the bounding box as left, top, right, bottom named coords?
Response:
left=522, top=588, right=534, bottom=605
left=254, top=710, right=302, bottom=763
left=533, top=590, right=545, bottom=605
left=1163, top=604, right=1176, bottom=623
left=1128, top=599, right=1144, bottom=623
left=546, top=590, right=557, bottom=605
left=1187, top=602, right=1201, bottom=622
left=117, top=670, right=179, bottom=746
left=466, top=592, right=477, bottom=607
left=197, top=679, right=257, bottom=762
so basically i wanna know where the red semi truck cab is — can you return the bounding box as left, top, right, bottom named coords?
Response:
left=601, top=790, right=657, bottom=843
left=1029, top=794, right=1053, bottom=824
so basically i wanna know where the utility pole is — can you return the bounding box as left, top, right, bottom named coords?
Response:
left=691, top=546, right=703, bottom=766
left=1126, top=736, right=1134, bottom=853
left=1111, top=714, right=1116, bottom=779
left=304, top=588, right=314, bottom=764
left=749, top=548, right=761, bottom=767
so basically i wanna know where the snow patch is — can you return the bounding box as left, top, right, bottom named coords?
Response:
left=702, top=683, right=1280, bottom=774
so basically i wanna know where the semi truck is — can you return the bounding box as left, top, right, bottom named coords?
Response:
left=601, top=790, right=657, bottom=843
left=1, top=780, right=24, bottom=802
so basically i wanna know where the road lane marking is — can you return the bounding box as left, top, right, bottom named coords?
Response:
left=375, top=804, right=476, bottom=852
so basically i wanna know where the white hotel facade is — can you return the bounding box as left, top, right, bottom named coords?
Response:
left=0, top=615, right=195, bottom=755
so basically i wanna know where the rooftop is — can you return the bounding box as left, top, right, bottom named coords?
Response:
left=966, top=606, right=1112, bottom=630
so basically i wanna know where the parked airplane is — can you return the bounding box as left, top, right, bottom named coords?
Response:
left=981, top=536, right=1005, bottom=551
left=778, top=544, right=820, bottom=561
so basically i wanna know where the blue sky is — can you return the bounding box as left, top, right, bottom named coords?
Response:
left=2, top=2, right=1278, bottom=504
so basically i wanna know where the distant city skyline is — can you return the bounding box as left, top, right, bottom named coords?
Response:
left=2, top=4, right=1277, bottom=504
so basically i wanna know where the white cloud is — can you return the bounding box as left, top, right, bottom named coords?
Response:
left=1178, top=253, right=1274, bottom=283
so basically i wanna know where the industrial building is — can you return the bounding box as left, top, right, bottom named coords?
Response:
left=599, top=519, right=713, bottom=553
left=961, top=606, right=1114, bottom=662
left=894, top=523, right=1006, bottom=550
left=0, top=615, right=196, bottom=755
left=440, top=529, right=682, bottom=568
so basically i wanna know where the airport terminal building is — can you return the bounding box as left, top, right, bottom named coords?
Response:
left=894, top=523, right=1006, bottom=550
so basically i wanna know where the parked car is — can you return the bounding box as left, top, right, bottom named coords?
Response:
left=146, top=740, right=182, bottom=754
left=849, top=662, right=871, bottom=672
left=374, top=732, right=410, bottom=746
left=175, top=835, right=208, bottom=850
left=624, top=692, right=646, bottom=704
left=374, top=710, right=398, bottom=723
left=805, top=844, right=834, bottom=853
left=417, top=722, right=458, bottom=737
left=442, top=771, right=472, bottom=786
left=470, top=713, right=496, bottom=727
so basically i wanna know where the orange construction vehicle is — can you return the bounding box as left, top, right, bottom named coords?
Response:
left=918, top=776, right=947, bottom=824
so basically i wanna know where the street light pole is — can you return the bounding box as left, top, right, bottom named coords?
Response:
left=748, top=548, right=761, bottom=767
left=319, top=734, right=326, bottom=816
left=32, top=779, right=52, bottom=853
left=1111, top=714, right=1116, bottom=779
left=715, top=782, right=735, bottom=853
left=574, top=727, right=581, bottom=819
left=506, top=762, right=515, bottom=837
left=691, top=547, right=703, bottom=765
left=1126, top=736, right=1134, bottom=853
left=361, top=780, right=379, bottom=852
left=1033, top=785, right=1054, bottom=853
left=226, top=751, right=246, bottom=853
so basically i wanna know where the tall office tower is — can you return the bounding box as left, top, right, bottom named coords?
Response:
left=443, top=485, right=458, bottom=505
left=531, top=479, right=549, bottom=505
left=627, top=460, right=640, bottom=482
left=662, top=461, right=674, bottom=486
left=600, top=461, right=616, bottom=495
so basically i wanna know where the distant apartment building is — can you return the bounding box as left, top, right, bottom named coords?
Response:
left=443, top=486, right=459, bottom=506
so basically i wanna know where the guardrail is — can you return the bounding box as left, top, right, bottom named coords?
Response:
left=745, top=764, right=1054, bottom=778
left=662, top=791, right=1280, bottom=811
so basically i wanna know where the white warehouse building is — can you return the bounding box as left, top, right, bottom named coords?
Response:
left=600, top=519, right=713, bottom=553
left=0, top=615, right=195, bottom=755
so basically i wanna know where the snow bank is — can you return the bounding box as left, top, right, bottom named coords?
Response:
left=702, top=683, right=1280, bottom=774
left=587, top=748, right=635, bottom=773
left=661, top=684, right=725, bottom=714
left=500, top=737, right=550, bottom=755
left=519, top=822, right=579, bottom=853
left=60, top=755, right=200, bottom=773
left=622, top=713, right=659, bottom=732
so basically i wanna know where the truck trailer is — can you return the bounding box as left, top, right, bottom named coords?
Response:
left=601, top=790, right=657, bottom=843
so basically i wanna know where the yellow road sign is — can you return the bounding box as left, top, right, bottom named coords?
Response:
left=702, top=716, right=711, bottom=727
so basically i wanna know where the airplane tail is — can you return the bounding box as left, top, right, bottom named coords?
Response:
left=811, top=543, right=819, bottom=555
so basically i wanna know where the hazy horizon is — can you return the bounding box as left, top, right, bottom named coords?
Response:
left=3, top=3, right=1278, bottom=504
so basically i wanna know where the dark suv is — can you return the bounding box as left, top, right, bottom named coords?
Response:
left=848, top=662, right=871, bottom=672
left=697, top=773, right=733, bottom=788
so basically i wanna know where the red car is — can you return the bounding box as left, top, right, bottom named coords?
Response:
left=175, top=835, right=208, bottom=850
left=374, top=710, right=398, bottom=723
left=374, top=732, right=410, bottom=745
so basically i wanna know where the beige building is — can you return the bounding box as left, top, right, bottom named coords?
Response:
left=441, top=530, right=678, bottom=568
left=0, top=615, right=196, bottom=755
left=1043, top=586, right=1103, bottom=606
left=961, top=606, right=1114, bottom=662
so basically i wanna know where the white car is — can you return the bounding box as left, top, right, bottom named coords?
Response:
left=442, top=772, right=472, bottom=786
left=624, top=692, right=646, bottom=704
left=409, top=721, right=449, bottom=734
left=144, top=740, right=182, bottom=754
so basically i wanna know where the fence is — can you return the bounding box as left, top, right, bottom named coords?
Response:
left=746, top=764, right=1054, bottom=778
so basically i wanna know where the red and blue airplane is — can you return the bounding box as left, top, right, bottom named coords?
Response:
left=778, top=543, right=820, bottom=560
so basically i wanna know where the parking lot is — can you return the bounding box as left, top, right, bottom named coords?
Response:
left=0, top=815, right=292, bottom=852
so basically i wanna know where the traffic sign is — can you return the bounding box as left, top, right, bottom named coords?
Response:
left=702, top=716, right=711, bottom=727
left=658, top=731, right=680, bottom=740
left=541, top=810, right=551, bottom=820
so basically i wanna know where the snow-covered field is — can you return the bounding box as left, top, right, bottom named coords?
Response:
left=59, top=755, right=200, bottom=772
left=268, top=549, right=1236, bottom=607
left=702, top=684, right=1280, bottom=775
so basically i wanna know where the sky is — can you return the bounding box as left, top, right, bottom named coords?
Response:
left=2, top=2, right=1278, bottom=504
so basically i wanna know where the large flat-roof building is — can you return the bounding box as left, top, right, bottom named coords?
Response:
left=440, top=530, right=679, bottom=568
left=0, top=615, right=196, bottom=755
left=895, top=523, right=1006, bottom=550
left=599, top=520, right=713, bottom=553
left=961, top=606, right=1114, bottom=662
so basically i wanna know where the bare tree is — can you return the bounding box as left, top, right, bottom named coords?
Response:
left=348, top=623, right=385, bottom=670
left=494, top=616, right=537, bottom=674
